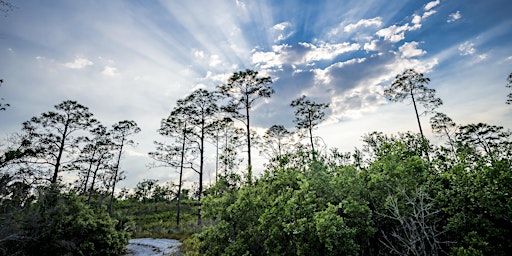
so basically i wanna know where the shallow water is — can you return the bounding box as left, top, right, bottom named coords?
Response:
left=124, top=238, right=182, bottom=256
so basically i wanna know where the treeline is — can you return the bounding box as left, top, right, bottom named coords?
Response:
left=1, top=68, right=511, bottom=255
left=148, top=69, right=512, bottom=255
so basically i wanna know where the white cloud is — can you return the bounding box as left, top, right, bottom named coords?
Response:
left=251, top=50, right=284, bottom=69
left=102, top=66, right=119, bottom=76
left=476, top=54, right=488, bottom=61
left=458, top=41, right=476, bottom=55
left=344, top=17, right=382, bottom=33
left=300, top=42, right=361, bottom=63
left=412, top=14, right=422, bottom=25
left=273, top=21, right=290, bottom=31
left=410, top=14, right=422, bottom=30
left=191, top=49, right=223, bottom=68
left=422, top=10, right=437, bottom=19
left=448, top=11, right=461, bottom=23
left=63, top=57, right=93, bottom=69
left=424, top=0, right=440, bottom=11
left=271, top=21, right=294, bottom=42
left=193, top=49, right=205, bottom=59
left=235, top=0, right=246, bottom=9
left=252, top=41, right=362, bottom=70
left=375, top=11, right=429, bottom=44
left=399, top=41, right=426, bottom=58
left=363, top=40, right=379, bottom=51
left=376, top=24, right=410, bottom=43
left=209, top=54, right=221, bottom=67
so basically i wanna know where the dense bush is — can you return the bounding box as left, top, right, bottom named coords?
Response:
left=0, top=186, right=130, bottom=256
left=183, top=131, right=512, bottom=255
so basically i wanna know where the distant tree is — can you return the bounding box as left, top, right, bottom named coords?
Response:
left=211, top=118, right=244, bottom=177
left=74, top=124, right=113, bottom=195
left=384, top=69, right=442, bottom=138
left=108, top=120, right=140, bottom=214
left=150, top=100, right=197, bottom=226
left=0, top=79, right=9, bottom=111
left=182, top=88, right=220, bottom=225
left=133, top=179, right=158, bottom=203
left=506, top=72, right=512, bottom=104
left=21, top=100, right=97, bottom=184
left=430, top=112, right=457, bottom=154
left=290, top=95, right=329, bottom=155
left=217, top=69, right=274, bottom=184
left=207, top=117, right=232, bottom=184
left=455, top=123, right=512, bottom=161
left=262, top=124, right=294, bottom=163
left=78, top=125, right=115, bottom=205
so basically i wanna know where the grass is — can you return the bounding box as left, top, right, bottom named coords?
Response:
left=114, top=199, right=203, bottom=241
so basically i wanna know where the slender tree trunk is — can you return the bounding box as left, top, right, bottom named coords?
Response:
left=87, top=159, right=101, bottom=205
left=245, top=100, right=252, bottom=185
left=109, top=137, right=125, bottom=214
left=410, top=89, right=431, bottom=162
left=176, top=130, right=186, bottom=226
left=52, top=122, right=69, bottom=183
left=410, top=89, right=424, bottom=138
left=444, top=128, right=456, bottom=157
left=278, top=138, right=282, bottom=157
left=215, top=129, right=219, bottom=185
left=309, top=127, right=315, bottom=153
left=198, top=120, right=205, bottom=226
left=83, top=149, right=97, bottom=194
left=308, top=112, right=316, bottom=158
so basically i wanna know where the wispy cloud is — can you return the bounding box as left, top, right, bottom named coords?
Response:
left=272, top=21, right=294, bottom=43
left=458, top=41, right=476, bottom=55
left=63, top=57, right=93, bottom=69
left=399, top=41, right=426, bottom=58
left=299, top=42, right=360, bottom=63
left=448, top=11, right=461, bottom=23
left=344, top=17, right=382, bottom=33
left=424, top=0, right=440, bottom=11
left=102, top=66, right=119, bottom=76
left=376, top=24, right=411, bottom=43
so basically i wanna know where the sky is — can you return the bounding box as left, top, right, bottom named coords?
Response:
left=1, top=0, right=511, bottom=190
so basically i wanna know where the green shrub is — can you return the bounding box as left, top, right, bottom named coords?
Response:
left=0, top=186, right=130, bottom=256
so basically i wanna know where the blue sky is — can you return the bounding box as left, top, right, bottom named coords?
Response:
left=1, top=0, right=511, bottom=189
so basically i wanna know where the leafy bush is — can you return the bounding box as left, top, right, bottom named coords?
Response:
left=183, top=130, right=512, bottom=255
left=0, top=186, right=130, bottom=256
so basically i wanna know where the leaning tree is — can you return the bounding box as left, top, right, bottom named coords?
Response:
left=217, top=69, right=274, bottom=184
left=384, top=69, right=442, bottom=139
left=108, top=120, right=140, bottom=214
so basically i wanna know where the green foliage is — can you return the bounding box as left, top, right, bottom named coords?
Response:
left=114, top=197, right=201, bottom=240
left=0, top=186, right=130, bottom=256
left=183, top=127, right=511, bottom=255
left=187, top=160, right=375, bottom=255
